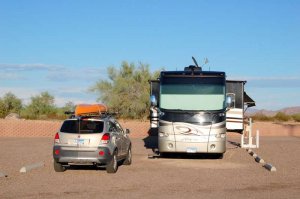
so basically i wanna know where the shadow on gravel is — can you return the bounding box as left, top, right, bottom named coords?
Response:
left=64, top=165, right=106, bottom=171
left=227, top=140, right=241, bottom=148
left=159, top=153, right=223, bottom=160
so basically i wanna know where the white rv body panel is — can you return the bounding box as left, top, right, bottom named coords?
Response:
left=158, top=120, right=226, bottom=153
left=226, top=108, right=243, bottom=131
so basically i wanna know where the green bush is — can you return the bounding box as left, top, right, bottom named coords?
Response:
left=251, top=112, right=300, bottom=122
left=21, top=92, right=56, bottom=120
left=252, top=113, right=272, bottom=122
left=90, top=61, right=161, bottom=119
left=0, top=92, right=22, bottom=118
left=292, top=114, right=300, bottom=122
left=274, top=112, right=291, bottom=122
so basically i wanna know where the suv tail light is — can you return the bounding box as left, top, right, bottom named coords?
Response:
left=54, top=132, right=60, bottom=143
left=101, top=133, right=110, bottom=144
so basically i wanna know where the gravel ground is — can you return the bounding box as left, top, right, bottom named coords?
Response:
left=0, top=136, right=300, bottom=199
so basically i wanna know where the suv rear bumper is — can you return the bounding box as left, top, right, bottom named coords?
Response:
left=53, top=146, right=112, bottom=165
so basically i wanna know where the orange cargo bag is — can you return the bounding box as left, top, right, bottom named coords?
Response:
left=75, top=104, right=108, bottom=116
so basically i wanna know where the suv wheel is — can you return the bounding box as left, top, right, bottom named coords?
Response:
left=54, top=160, right=66, bottom=172
left=123, top=146, right=132, bottom=165
left=106, top=151, right=118, bottom=173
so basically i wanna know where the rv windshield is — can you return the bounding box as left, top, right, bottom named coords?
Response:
left=160, top=76, right=226, bottom=111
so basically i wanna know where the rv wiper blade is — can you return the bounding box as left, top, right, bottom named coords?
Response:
left=166, top=109, right=185, bottom=112
left=198, top=110, right=213, bottom=114
left=166, top=109, right=202, bottom=115
left=198, top=109, right=227, bottom=114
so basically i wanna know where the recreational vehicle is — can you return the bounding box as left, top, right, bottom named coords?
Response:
left=149, top=62, right=256, bottom=157
left=150, top=64, right=228, bottom=158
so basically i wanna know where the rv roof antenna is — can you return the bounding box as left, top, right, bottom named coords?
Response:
left=184, top=56, right=201, bottom=71
left=192, top=56, right=199, bottom=68
left=204, top=57, right=209, bottom=65
left=184, top=57, right=203, bottom=72
left=206, top=57, right=210, bottom=71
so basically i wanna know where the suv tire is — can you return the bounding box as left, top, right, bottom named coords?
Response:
left=123, top=146, right=132, bottom=165
left=106, top=151, right=118, bottom=173
left=54, top=160, right=66, bottom=172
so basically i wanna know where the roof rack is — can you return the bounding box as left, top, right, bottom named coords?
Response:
left=75, top=104, right=108, bottom=116
left=65, top=104, right=118, bottom=119
left=79, top=112, right=117, bottom=118
left=64, top=104, right=113, bottom=119
left=67, top=112, right=117, bottom=120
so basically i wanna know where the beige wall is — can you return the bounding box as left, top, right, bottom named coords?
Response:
left=252, top=122, right=300, bottom=137
left=0, top=119, right=299, bottom=138
left=0, top=119, right=150, bottom=138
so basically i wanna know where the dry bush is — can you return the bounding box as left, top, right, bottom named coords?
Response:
left=252, top=113, right=273, bottom=122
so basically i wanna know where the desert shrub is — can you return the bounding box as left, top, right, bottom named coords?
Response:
left=292, top=114, right=300, bottom=122
left=0, top=100, right=5, bottom=118
left=54, top=101, right=76, bottom=120
left=21, top=92, right=56, bottom=119
left=0, top=92, right=22, bottom=118
left=90, top=61, right=161, bottom=119
left=252, top=113, right=273, bottom=122
left=0, top=91, right=77, bottom=120
left=273, top=112, right=291, bottom=122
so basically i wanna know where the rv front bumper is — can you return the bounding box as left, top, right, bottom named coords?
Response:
left=158, top=137, right=226, bottom=153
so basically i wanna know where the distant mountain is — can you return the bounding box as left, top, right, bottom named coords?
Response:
left=246, top=106, right=300, bottom=116
left=280, top=107, right=300, bottom=115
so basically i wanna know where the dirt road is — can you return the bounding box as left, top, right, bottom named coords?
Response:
left=1, top=136, right=300, bottom=199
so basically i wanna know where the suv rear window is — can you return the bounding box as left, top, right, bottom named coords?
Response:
left=60, top=120, right=104, bottom=134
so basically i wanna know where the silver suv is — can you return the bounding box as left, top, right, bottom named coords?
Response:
left=53, top=114, right=131, bottom=173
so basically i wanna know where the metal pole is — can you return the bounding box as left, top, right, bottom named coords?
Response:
left=256, top=130, right=259, bottom=148
left=241, top=133, right=244, bottom=148
left=249, top=118, right=253, bottom=147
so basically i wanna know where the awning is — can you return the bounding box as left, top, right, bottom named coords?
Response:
left=244, top=92, right=256, bottom=107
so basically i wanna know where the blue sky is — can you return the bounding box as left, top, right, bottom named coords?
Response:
left=0, top=0, right=299, bottom=110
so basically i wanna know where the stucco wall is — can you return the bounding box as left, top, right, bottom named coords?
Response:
left=0, top=119, right=299, bottom=138
left=0, top=119, right=150, bottom=138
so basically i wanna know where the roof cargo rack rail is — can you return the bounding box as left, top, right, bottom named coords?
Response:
left=71, top=112, right=118, bottom=120
left=64, top=111, right=75, bottom=118
left=64, top=111, right=75, bottom=115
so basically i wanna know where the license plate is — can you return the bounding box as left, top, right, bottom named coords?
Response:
left=186, top=147, right=197, bottom=153
left=74, top=139, right=85, bottom=145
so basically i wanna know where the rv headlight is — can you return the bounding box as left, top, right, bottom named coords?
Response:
left=215, top=133, right=226, bottom=138
left=219, top=113, right=225, bottom=117
left=159, top=132, right=169, bottom=137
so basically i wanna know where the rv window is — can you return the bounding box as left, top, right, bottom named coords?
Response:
left=226, top=93, right=235, bottom=108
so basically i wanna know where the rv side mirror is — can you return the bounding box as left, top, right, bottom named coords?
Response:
left=125, top=129, right=130, bottom=134
left=226, top=96, right=232, bottom=108
left=150, top=95, right=157, bottom=106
